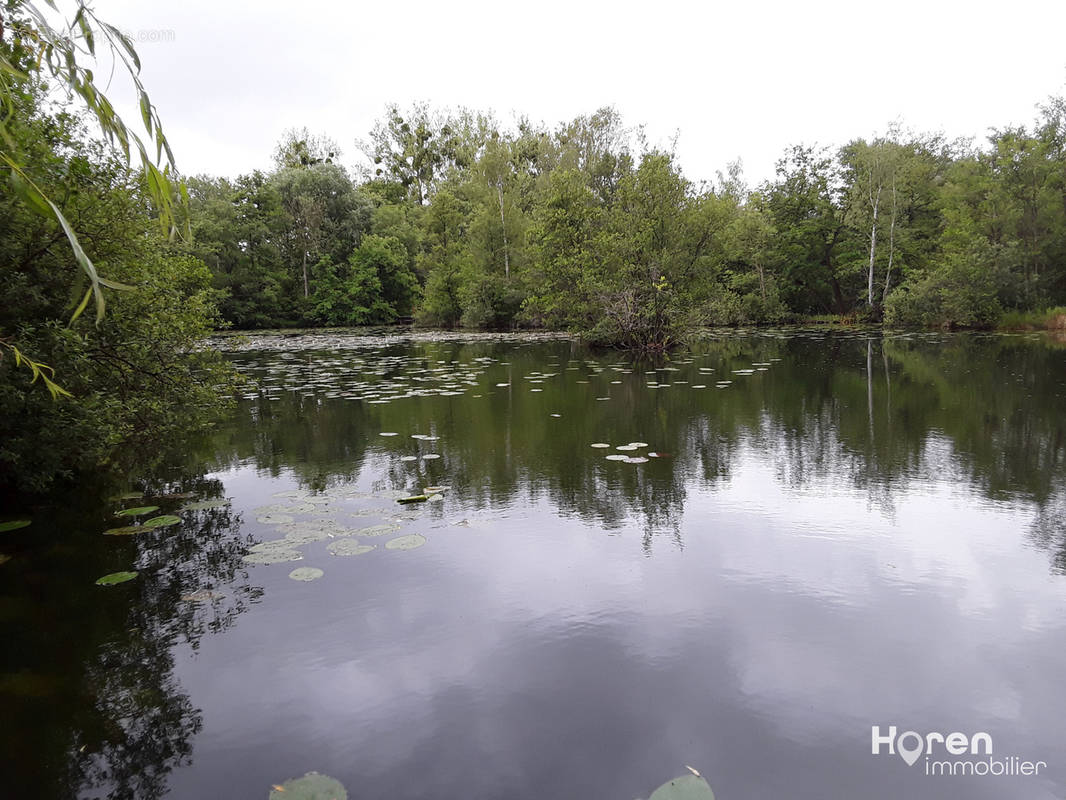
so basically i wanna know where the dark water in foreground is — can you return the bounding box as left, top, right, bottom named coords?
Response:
left=2, top=329, right=1065, bottom=800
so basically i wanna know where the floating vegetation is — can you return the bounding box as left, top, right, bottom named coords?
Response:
left=271, top=490, right=305, bottom=499
left=357, top=524, right=402, bottom=536
left=269, top=772, right=347, bottom=800
left=102, top=525, right=143, bottom=536
left=286, top=528, right=336, bottom=545
left=255, top=503, right=316, bottom=515
left=0, top=555, right=10, bottom=566
left=605, top=454, right=629, bottom=461
left=95, top=571, right=138, bottom=586
left=421, top=453, right=441, bottom=460
left=243, top=543, right=304, bottom=565
left=427, top=494, right=444, bottom=502
left=288, top=567, right=324, bottom=582
left=109, top=492, right=144, bottom=501
left=181, top=499, right=230, bottom=511
left=142, top=515, right=181, bottom=528
left=423, top=486, right=447, bottom=494
left=385, top=534, right=427, bottom=550
left=379, top=432, right=398, bottom=437
left=400, top=455, right=418, bottom=462
left=114, top=506, right=159, bottom=517
left=257, top=513, right=295, bottom=525
left=277, top=518, right=345, bottom=534
left=590, top=443, right=610, bottom=449
left=647, top=773, right=716, bottom=800
left=327, top=540, right=375, bottom=556
left=0, top=520, right=31, bottom=533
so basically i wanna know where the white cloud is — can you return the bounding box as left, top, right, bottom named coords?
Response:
left=91, top=0, right=1066, bottom=185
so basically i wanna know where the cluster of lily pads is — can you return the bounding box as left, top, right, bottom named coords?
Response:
left=589, top=441, right=658, bottom=464
left=95, top=492, right=231, bottom=586
left=243, top=484, right=445, bottom=582
left=229, top=349, right=501, bottom=405
left=263, top=768, right=714, bottom=800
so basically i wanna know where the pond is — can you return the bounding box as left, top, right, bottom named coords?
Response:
left=2, top=329, right=1065, bottom=799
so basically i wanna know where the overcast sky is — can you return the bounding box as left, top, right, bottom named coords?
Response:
left=91, top=0, right=1066, bottom=187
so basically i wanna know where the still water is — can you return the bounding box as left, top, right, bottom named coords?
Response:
left=2, top=329, right=1065, bottom=799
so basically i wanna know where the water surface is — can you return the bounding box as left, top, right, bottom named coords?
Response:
left=2, top=329, right=1065, bottom=799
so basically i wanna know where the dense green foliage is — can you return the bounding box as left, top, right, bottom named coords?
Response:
left=0, top=79, right=232, bottom=495
left=189, top=97, right=1066, bottom=346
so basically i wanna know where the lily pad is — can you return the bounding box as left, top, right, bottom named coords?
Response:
left=257, top=513, right=295, bottom=525
left=590, top=443, right=610, bottom=448
left=426, top=494, right=444, bottom=502
left=0, top=555, right=10, bottom=566
left=357, top=524, right=402, bottom=536
left=421, top=453, right=440, bottom=460
left=327, top=540, right=376, bottom=557
left=605, top=454, right=629, bottom=461
left=95, top=571, right=138, bottom=586
left=379, top=431, right=399, bottom=437
left=288, top=567, right=324, bottom=582
left=181, top=499, right=230, bottom=511
left=102, top=525, right=144, bottom=536
left=255, top=503, right=316, bottom=515
left=269, top=772, right=347, bottom=800
left=114, top=506, right=159, bottom=517
left=0, top=520, right=31, bottom=533
left=243, top=549, right=303, bottom=565
left=385, top=534, right=427, bottom=550
left=142, top=515, right=181, bottom=528
left=648, top=774, right=716, bottom=800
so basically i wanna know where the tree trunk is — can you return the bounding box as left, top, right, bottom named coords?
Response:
left=497, top=181, right=510, bottom=280
left=867, top=189, right=880, bottom=307
left=883, top=176, right=898, bottom=304
left=302, top=248, right=309, bottom=298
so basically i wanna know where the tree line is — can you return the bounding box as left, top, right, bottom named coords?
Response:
left=187, top=100, right=1066, bottom=349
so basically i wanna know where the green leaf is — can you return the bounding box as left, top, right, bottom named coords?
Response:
left=75, top=9, right=95, bottom=54
left=114, top=505, right=159, bottom=517
left=139, top=90, right=152, bottom=134
left=142, top=515, right=181, bottom=528
left=8, top=170, right=52, bottom=216
left=0, top=520, right=31, bottom=533
left=288, top=567, right=324, bottom=582
left=385, top=534, right=426, bottom=551
left=103, top=525, right=143, bottom=536
left=648, top=774, right=716, bottom=800
left=269, top=772, right=347, bottom=799
left=44, top=195, right=106, bottom=323
left=95, top=571, right=138, bottom=586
